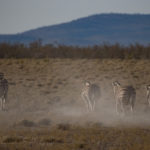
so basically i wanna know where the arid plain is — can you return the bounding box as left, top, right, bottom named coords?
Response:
left=0, top=58, right=150, bottom=150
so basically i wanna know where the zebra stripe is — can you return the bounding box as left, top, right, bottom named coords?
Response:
left=81, top=81, right=100, bottom=112
left=112, top=81, right=136, bottom=115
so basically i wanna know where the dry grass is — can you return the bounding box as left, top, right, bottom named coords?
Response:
left=0, top=125, right=150, bottom=150
left=0, top=58, right=150, bottom=149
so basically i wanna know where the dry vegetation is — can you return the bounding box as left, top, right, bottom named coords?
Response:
left=0, top=42, right=150, bottom=59
left=1, top=125, right=150, bottom=150
left=0, top=58, right=150, bottom=149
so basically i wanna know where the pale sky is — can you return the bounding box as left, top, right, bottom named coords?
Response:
left=0, top=0, right=150, bottom=34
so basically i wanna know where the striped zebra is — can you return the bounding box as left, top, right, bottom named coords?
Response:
left=146, top=85, right=150, bottom=107
left=81, top=81, right=101, bottom=112
left=0, top=73, right=8, bottom=111
left=112, top=81, right=136, bottom=115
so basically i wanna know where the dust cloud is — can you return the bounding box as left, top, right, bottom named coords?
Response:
left=50, top=96, right=150, bottom=127
left=1, top=90, right=150, bottom=129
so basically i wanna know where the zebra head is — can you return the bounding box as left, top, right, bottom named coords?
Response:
left=84, top=81, right=91, bottom=87
left=112, top=81, right=121, bottom=96
left=112, top=81, right=121, bottom=87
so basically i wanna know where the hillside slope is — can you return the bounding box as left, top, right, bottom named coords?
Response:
left=0, top=13, right=150, bottom=45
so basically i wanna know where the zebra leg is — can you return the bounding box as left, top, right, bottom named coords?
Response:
left=116, top=100, right=119, bottom=114
left=88, top=100, right=93, bottom=112
left=85, top=96, right=93, bottom=112
left=92, top=100, right=96, bottom=111
left=1, top=97, right=5, bottom=111
left=0, top=98, right=2, bottom=110
left=84, top=97, right=90, bottom=112
left=147, top=95, right=150, bottom=107
left=130, top=99, right=133, bottom=113
left=130, top=95, right=135, bottom=113
left=121, top=101, right=125, bottom=115
left=87, top=100, right=91, bottom=112
left=147, top=96, right=150, bottom=107
left=130, top=105, right=133, bottom=113
left=90, top=100, right=95, bottom=112
left=2, top=98, right=6, bottom=111
left=82, top=94, right=89, bottom=112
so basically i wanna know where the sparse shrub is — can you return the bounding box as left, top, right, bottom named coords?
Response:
left=9, top=82, right=16, bottom=85
left=77, top=143, right=85, bottom=149
left=42, top=91, right=51, bottom=95
left=42, top=137, right=63, bottom=143
left=57, top=80, right=63, bottom=85
left=56, top=123, right=70, bottom=130
left=38, top=118, right=51, bottom=126
left=37, top=83, right=43, bottom=87
left=18, top=65, right=24, bottom=69
left=48, top=96, right=61, bottom=105
left=43, top=58, right=50, bottom=62
left=0, top=42, right=150, bottom=59
left=42, top=137, right=55, bottom=143
left=92, top=122, right=103, bottom=127
left=3, top=136, right=23, bottom=143
left=53, top=85, right=58, bottom=89
left=16, top=119, right=36, bottom=127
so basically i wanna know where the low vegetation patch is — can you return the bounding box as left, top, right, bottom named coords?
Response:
left=0, top=42, right=150, bottom=59
left=38, top=118, right=51, bottom=126
left=3, top=136, right=23, bottom=143
left=56, top=123, right=71, bottom=130
left=0, top=125, right=150, bottom=150
left=15, top=119, right=36, bottom=127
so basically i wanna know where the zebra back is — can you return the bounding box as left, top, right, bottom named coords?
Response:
left=116, top=85, right=136, bottom=105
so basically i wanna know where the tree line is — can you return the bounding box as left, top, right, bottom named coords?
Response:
left=0, top=41, right=150, bottom=59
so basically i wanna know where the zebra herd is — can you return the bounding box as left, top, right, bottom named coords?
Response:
left=82, top=80, right=150, bottom=115
left=0, top=72, right=150, bottom=115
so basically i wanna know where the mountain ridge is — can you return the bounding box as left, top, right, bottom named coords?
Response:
left=0, top=13, right=150, bottom=46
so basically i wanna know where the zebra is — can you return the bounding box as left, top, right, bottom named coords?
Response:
left=0, top=72, right=8, bottom=111
left=146, top=85, right=150, bottom=107
left=81, top=81, right=101, bottom=112
left=112, top=81, right=136, bottom=115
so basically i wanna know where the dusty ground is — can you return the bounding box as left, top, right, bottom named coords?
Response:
left=0, top=58, right=150, bottom=150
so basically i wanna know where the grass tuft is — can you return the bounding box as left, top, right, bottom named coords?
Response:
left=3, top=136, right=23, bottom=143
left=38, top=118, right=51, bottom=126
left=16, top=119, right=36, bottom=127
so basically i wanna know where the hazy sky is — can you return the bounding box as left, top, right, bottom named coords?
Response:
left=0, top=0, right=150, bottom=34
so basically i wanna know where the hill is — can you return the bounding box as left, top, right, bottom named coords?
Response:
left=0, top=13, right=150, bottom=45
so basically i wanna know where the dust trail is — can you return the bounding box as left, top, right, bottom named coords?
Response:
left=49, top=93, right=150, bottom=127
left=0, top=92, right=150, bottom=128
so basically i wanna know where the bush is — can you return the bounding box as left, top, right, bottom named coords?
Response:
left=3, top=136, right=23, bottom=143
left=16, top=119, right=36, bottom=127
left=56, top=123, right=70, bottom=130
left=38, top=118, right=51, bottom=126
left=0, top=42, right=150, bottom=59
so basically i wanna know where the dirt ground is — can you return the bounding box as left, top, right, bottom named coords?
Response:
left=0, top=58, right=150, bottom=150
